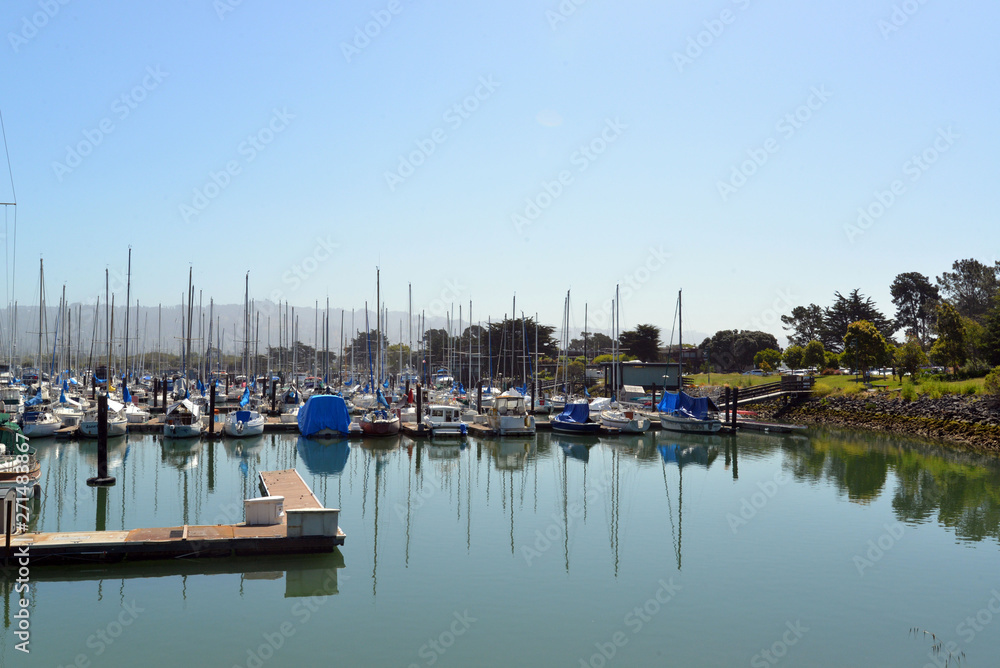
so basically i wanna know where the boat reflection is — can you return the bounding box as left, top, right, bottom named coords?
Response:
left=296, top=436, right=350, bottom=476
left=480, top=438, right=536, bottom=470
left=160, top=436, right=202, bottom=470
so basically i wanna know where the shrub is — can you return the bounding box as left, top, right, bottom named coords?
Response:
left=985, top=366, right=1000, bottom=397
left=900, top=380, right=917, bottom=401
left=812, top=384, right=835, bottom=398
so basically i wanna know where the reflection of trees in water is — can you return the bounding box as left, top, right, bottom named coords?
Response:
left=784, top=427, right=1000, bottom=544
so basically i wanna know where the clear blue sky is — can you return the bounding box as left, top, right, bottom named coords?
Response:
left=1, top=0, right=996, bottom=346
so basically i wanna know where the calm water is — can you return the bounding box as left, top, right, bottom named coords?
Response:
left=3, top=426, right=1000, bottom=667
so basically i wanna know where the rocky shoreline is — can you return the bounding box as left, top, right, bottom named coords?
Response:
left=761, top=393, right=1000, bottom=451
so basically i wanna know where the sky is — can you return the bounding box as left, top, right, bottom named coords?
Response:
left=1, top=0, right=997, bottom=348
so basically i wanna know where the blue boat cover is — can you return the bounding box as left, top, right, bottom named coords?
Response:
left=239, top=388, right=250, bottom=408
left=297, top=394, right=352, bottom=437
left=235, top=410, right=252, bottom=422
left=123, top=383, right=132, bottom=404
left=25, top=389, right=44, bottom=407
left=557, top=402, right=590, bottom=424
left=656, top=391, right=714, bottom=420
left=376, top=388, right=390, bottom=408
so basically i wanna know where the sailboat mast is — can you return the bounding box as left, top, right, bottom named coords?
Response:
left=123, top=248, right=131, bottom=388
left=677, top=289, right=683, bottom=391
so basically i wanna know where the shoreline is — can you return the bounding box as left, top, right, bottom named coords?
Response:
left=757, top=393, right=1000, bottom=452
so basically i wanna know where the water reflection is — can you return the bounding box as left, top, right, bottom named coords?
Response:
left=296, top=437, right=350, bottom=475
left=778, top=427, right=1000, bottom=543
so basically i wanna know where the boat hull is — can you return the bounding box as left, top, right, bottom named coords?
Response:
left=22, top=419, right=60, bottom=438
left=658, top=413, right=722, bottom=433
left=360, top=416, right=400, bottom=436
left=79, top=419, right=128, bottom=438
left=487, top=414, right=536, bottom=436
left=551, top=418, right=601, bottom=435
left=163, top=422, right=203, bottom=438
left=223, top=414, right=266, bottom=437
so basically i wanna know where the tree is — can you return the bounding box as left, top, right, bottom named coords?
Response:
left=963, top=317, right=986, bottom=372
left=569, top=331, right=613, bottom=359
left=929, top=303, right=966, bottom=374
left=753, top=348, right=782, bottom=371
left=889, top=272, right=939, bottom=348
left=619, top=324, right=661, bottom=363
left=706, top=329, right=779, bottom=371
left=984, top=290, right=1000, bottom=367
left=822, top=290, right=894, bottom=351
left=781, top=304, right=824, bottom=347
left=783, top=345, right=804, bottom=369
left=823, top=351, right=840, bottom=370
left=802, top=340, right=826, bottom=369
left=843, top=320, right=893, bottom=381
left=895, top=337, right=929, bottom=378
left=936, top=258, right=1000, bottom=323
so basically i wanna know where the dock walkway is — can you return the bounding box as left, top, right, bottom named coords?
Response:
left=6, top=470, right=343, bottom=567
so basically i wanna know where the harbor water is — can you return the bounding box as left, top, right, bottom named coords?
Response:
left=3, top=427, right=1000, bottom=667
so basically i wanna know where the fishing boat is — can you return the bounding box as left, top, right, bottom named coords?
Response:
left=0, top=386, right=24, bottom=417
left=486, top=389, right=536, bottom=436
left=657, top=391, right=722, bottom=433
left=422, top=405, right=468, bottom=437
left=163, top=398, right=205, bottom=438
left=79, top=399, right=129, bottom=437
left=551, top=402, right=600, bottom=434
left=298, top=394, right=353, bottom=438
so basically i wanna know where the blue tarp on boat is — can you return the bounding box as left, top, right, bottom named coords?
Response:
left=556, top=402, right=590, bottom=424
left=297, top=394, right=352, bottom=437
left=656, top=391, right=716, bottom=420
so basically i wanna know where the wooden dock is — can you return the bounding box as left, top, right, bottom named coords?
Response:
left=5, top=470, right=344, bottom=567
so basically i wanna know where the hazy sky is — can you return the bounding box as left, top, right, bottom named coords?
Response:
left=1, top=0, right=996, bottom=346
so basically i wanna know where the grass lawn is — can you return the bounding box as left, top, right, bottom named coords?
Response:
left=687, top=371, right=986, bottom=397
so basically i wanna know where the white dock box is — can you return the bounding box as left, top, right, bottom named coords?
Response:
left=244, top=496, right=285, bottom=526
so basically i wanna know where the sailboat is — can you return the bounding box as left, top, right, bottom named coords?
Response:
left=600, top=285, right=651, bottom=433
left=359, top=277, right=399, bottom=437
left=224, top=273, right=266, bottom=438
left=657, top=290, right=722, bottom=433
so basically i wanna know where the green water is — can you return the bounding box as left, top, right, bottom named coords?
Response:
left=3, top=427, right=1000, bottom=667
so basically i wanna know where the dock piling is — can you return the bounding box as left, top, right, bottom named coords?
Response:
left=87, top=394, right=116, bottom=486
left=209, top=382, right=216, bottom=436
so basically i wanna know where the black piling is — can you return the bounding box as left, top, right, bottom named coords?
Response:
left=87, top=394, right=116, bottom=486
left=731, top=387, right=739, bottom=430
left=477, top=384, right=483, bottom=415
left=208, top=382, right=216, bottom=436
left=416, top=383, right=423, bottom=432
left=724, top=386, right=731, bottom=424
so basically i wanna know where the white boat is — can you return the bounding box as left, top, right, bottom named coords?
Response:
left=0, top=387, right=24, bottom=417
left=422, top=405, right=468, bottom=437
left=163, top=399, right=205, bottom=438
left=224, top=408, right=266, bottom=437
left=20, top=409, right=61, bottom=438
left=657, top=391, right=722, bottom=433
left=125, top=404, right=151, bottom=424
left=278, top=386, right=302, bottom=424
left=79, top=399, right=129, bottom=437
left=600, top=407, right=651, bottom=433
left=486, top=389, right=536, bottom=436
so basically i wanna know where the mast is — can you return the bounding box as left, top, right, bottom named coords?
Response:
left=36, top=258, right=43, bottom=371
left=677, top=289, right=683, bottom=391
left=375, top=268, right=380, bottom=385
left=123, top=248, right=131, bottom=390
left=408, top=283, right=412, bottom=373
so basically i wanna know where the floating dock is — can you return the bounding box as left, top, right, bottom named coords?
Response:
left=5, top=470, right=343, bottom=567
